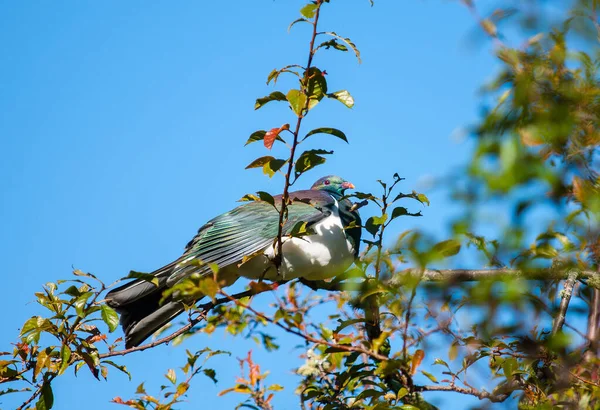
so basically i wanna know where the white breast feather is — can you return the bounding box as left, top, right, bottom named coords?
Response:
left=237, top=197, right=355, bottom=281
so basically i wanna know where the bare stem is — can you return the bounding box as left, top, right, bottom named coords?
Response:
left=584, top=287, right=600, bottom=362
left=275, top=0, right=323, bottom=273
left=99, top=284, right=283, bottom=359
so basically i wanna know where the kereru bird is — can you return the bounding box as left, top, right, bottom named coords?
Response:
left=105, top=175, right=361, bottom=348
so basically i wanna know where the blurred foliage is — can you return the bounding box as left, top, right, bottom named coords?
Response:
left=2, top=0, right=600, bottom=409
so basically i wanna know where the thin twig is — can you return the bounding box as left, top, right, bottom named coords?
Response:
left=402, top=283, right=419, bottom=359
left=552, top=270, right=579, bottom=335
left=220, top=289, right=390, bottom=361
left=584, top=284, right=600, bottom=362
left=570, top=370, right=600, bottom=388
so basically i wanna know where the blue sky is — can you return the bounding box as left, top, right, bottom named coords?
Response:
left=0, top=1, right=505, bottom=408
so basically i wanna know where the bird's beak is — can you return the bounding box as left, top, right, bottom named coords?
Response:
left=342, top=181, right=355, bottom=190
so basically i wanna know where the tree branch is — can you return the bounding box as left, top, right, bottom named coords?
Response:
left=392, top=268, right=598, bottom=283
left=415, top=384, right=509, bottom=403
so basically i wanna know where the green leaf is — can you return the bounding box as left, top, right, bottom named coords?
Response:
left=288, top=18, right=309, bottom=32
left=396, top=387, right=409, bottom=400
left=316, top=39, right=348, bottom=52
left=393, top=191, right=430, bottom=206
left=246, top=156, right=275, bottom=169
left=322, top=32, right=361, bottom=63
left=21, top=316, right=42, bottom=337
left=100, top=305, right=119, bottom=333
left=304, top=127, right=348, bottom=143
left=421, top=370, right=439, bottom=383
left=256, top=191, right=275, bottom=207
left=365, top=214, right=388, bottom=237
left=503, top=357, right=517, bottom=378
left=73, top=269, right=95, bottom=279
left=203, top=368, right=218, bottom=384
left=287, top=89, right=307, bottom=116
left=432, top=239, right=461, bottom=257
left=102, top=360, right=132, bottom=380
left=266, top=65, right=301, bottom=85
left=300, top=3, right=318, bottom=18
left=36, top=382, right=53, bottom=410
left=268, top=384, right=284, bottom=391
left=125, top=271, right=159, bottom=287
left=416, top=193, right=430, bottom=206
left=263, top=158, right=287, bottom=178
left=305, top=67, right=327, bottom=109
left=239, top=193, right=259, bottom=202
left=62, top=285, right=81, bottom=297
left=255, top=91, right=287, bottom=110
left=295, top=149, right=332, bottom=174
left=74, top=292, right=93, bottom=317
left=198, top=277, right=219, bottom=301
left=327, top=90, right=354, bottom=108
left=58, top=345, right=71, bottom=376
left=390, top=206, right=422, bottom=220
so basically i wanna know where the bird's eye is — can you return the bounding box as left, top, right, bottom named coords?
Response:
left=324, top=180, right=330, bottom=185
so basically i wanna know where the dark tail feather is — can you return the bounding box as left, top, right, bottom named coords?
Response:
left=105, top=263, right=185, bottom=348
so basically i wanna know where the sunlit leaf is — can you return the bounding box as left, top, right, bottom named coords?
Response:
left=421, top=370, right=439, bottom=383
left=264, top=124, right=290, bottom=149
left=165, top=368, right=177, bottom=385
left=100, top=305, right=119, bottom=333
left=322, top=32, right=361, bottom=63
left=300, top=3, right=318, bottom=18
left=255, top=91, right=287, bottom=110
left=287, top=89, right=307, bottom=116
left=125, top=271, right=159, bottom=287
left=365, top=214, right=388, bottom=236
left=327, top=90, right=354, bottom=108
left=295, top=149, right=332, bottom=174
left=246, top=156, right=275, bottom=169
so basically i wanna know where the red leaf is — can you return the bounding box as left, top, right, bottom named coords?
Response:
left=264, top=124, right=289, bottom=149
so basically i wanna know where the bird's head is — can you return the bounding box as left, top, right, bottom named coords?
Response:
left=311, top=175, right=355, bottom=196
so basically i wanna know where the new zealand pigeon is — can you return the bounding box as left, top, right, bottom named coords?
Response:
left=105, top=175, right=361, bottom=348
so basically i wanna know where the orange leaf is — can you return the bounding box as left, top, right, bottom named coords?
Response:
left=410, top=349, right=425, bottom=375
left=264, top=124, right=289, bottom=149
left=249, top=281, right=275, bottom=293
left=519, top=128, right=543, bottom=147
